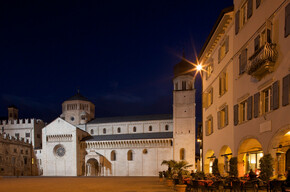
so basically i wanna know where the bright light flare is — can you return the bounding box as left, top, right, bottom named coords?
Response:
left=196, top=64, right=202, bottom=71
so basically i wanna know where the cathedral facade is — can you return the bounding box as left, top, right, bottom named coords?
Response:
left=37, top=58, right=196, bottom=176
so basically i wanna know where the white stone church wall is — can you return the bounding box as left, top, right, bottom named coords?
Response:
left=85, top=140, right=173, bottom=176
left=42, top=118, right=78, bottom=176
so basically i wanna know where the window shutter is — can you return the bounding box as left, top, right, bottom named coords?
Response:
left=254, top=35, right=260, bottom=51
left=225, top=105, right=228, bottom=126
left=225, top=72, right=228, bottom=92
left=218, top=48, right=221, bottom=63
left=256, top=0, right=261, bottom=9
left=247, top=0, right=253, bottom=19
left=240, top=49, right=247, bottom=74
left=247, top=96, right=253, bottom=120
left=210, top=117, right=213, bottom=134
left=282, top=74, right=290, bottom=106
left=239, top=54, right=242, bottom=74
left=272, top=81, right=279, bottom=110
left=285, top=3, right=290, bottom=37
left=243, top=49, right=248, bottom=73
left=211, top=88, right=213, bottom=105
left=219, top=77, right=222, bottom=96
left=254, top=92, right=260, bottom=118
left=205, top=120, right=209, bottom=136
left=225, top=36, right=229, bottom=54
left=217, top=111, right=221, bottom=129
left=235, top=10, right=240, bottom=35
left=234, top=104, right=239, bottom=126
left=202, top=93, right=208, bottom=108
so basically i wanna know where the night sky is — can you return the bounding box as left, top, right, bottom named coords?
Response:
left=0, top=0, right=233, bottom=123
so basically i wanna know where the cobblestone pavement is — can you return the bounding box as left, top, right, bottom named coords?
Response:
left=0, top=176, right=174, bottom=192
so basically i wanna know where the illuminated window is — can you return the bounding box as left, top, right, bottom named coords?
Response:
left=218, top=36, right=229, bottom=63
left=203, top=88, right=213, bottom=108
left=205, top=62, right=213, bottom=80
left=206, top=116, right=213, bottom=136
left=261, top=87, right=271, bottom=114
left=240, top=2, right=247, bottom=27
left=219, top=72, right=228, bottom=96
left=218, top=105, right=228, bottom=129
left=239, top=100, right=247, bottom=123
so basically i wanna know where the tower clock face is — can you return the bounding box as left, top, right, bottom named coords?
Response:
left=55, top=145, right=66, bottom=157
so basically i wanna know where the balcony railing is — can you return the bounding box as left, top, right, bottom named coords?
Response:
left=247, top=42, right=278, bottom=79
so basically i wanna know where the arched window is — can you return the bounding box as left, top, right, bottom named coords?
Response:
left=149, top=125, right=152, bottom=131
left=111, top=150, right=116, bottom=161
left=103, top=128, right=106, bottom=134
left=133, top=127, right=136, bottom=132
left=180, top=148, right=185, bottom=160
left=165, top=125, right=169, bottom=131
left=117, top=127, right=121, bottom=133
left=90, top=129, right=94, bottom=134
left=127, top=150, right=133, bottom=161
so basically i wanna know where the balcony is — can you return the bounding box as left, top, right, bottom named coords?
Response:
left=247, top=42, right=278, bottom=79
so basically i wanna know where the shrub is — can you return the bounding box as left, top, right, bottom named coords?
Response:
left=229, top=157, right=238, bottom=177
left=259, top=154, right=273, bottom=181
left=212, top=158, right=220, bottom=176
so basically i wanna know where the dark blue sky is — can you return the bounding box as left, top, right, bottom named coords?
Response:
left=0, top=0, right=233, bottom=123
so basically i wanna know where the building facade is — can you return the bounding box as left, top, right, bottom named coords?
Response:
left=0, top=106, right=45, bottom=149
left=200, top=0, right=290, bottom=177
left=0, top=133, right=37, bottom=176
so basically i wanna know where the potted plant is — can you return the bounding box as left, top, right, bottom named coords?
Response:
left=161, top=160, right=176, bottom=187
left=159, top=171, right=163, bottom=182
left=259, top=154, right=273, bottom=181
left=229, top=157, right=238, bottom=177
left=172, top=160, right=193, bottom=192
left=212, top=158, right=220, bottom=176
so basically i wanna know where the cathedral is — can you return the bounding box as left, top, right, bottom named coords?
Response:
left=37, top=57, right=196, bottom=176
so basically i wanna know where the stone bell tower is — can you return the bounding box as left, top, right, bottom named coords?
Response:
left=172, top=54, right=196, bottom=169
left=8, top=105, right=18, bottom=121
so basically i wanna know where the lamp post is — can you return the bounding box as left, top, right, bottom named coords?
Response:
left=193, top=62, right=203, bottom=172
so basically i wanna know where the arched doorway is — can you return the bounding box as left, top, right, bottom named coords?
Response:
left=238, top=138, right=263, bottom=177
left=204, top=149, right=215, bottom=174
left=218, top=145, right=232, bottom=176
left=86, top=158, right=99, bottom=176
left=269, top=128, right=290, bottom=176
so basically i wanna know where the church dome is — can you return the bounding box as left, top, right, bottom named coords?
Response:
left=173, top=55, right=194, bottom=77
left=66, top=92, right=90, bottom=102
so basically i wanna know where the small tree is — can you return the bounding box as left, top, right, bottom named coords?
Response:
left=259, top=154, right=273, bottom=181
left=212, top=158, right=220, bottom=176
left=172, top=160, right=193, bottom=184
left=229, top=157, right=238, bottom=177
left=161, top=160, right=177, bottom=179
